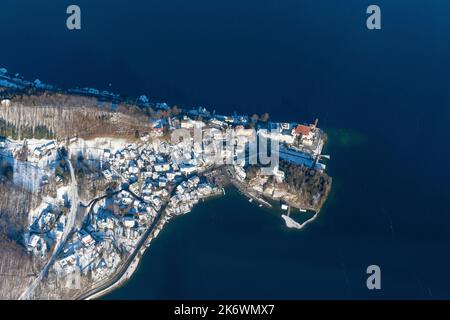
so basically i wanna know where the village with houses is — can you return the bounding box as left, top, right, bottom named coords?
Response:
left=0, top=69, right=331, bottom=299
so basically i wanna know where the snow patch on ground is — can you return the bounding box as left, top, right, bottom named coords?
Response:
left=67, top=137, right=131, bottom=165
left=281, top=212, right=319, bottom=230
left=70, top=137, right=130, bottom=154
left=28, top=186, right=70, bottom=225
left=281, top=214, right=302, bottom=229
left=13, top=161, right=45, bottom=193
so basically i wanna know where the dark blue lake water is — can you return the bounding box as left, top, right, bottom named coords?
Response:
left=1, top=0, right=449, bottom=298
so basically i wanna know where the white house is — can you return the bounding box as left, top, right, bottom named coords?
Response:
left=1, top=99, right=11, bottom=107
left=28, top=234, right=40, bottom=249
left=128, top=166, right=139, bottom=175
left=179, top=163, right=198, bottom=175
left=123, top=216, right=136, bottom=228
left=154, top=163, right=170, bottom=172
left=33, top=148, right=43, bottom=158
left=102, top=169, right=113, bottom=180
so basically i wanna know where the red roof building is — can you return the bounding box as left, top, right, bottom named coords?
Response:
left=293, top=125, right=311, bottom=136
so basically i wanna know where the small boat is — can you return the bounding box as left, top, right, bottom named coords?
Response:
left=249, top=198, right=253, bottom=203
left=259, top=204, right=263, bottom=207
left=299, top=208, right=307, bottom=212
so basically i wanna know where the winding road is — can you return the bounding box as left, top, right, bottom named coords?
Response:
left=19, top=150, right=79, bottom=300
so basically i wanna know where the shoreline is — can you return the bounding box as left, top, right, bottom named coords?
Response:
left=80, top=185, right=323, bottom=300
left=77, top=216, right=167, bottom=300
left=78, top=187, right=224, bottom=300
left=0, top=70, right=331, bottom=299
left=84, top=251, right=141, bottom=300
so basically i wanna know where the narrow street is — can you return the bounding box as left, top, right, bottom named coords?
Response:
left=19, top=152, right=78, bottom=300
